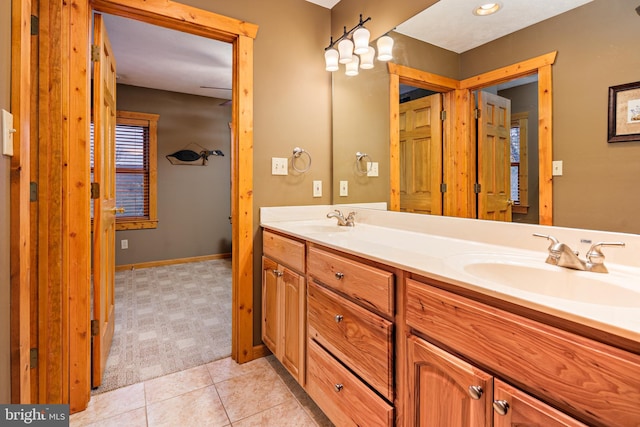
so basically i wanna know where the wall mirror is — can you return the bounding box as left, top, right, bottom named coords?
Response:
left=330, top=0, right=640, bottom=234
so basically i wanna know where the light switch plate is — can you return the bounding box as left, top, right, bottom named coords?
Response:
left=313, top=180, right=322, bottom=197
left=552, top=160, right=563, bottom=176
left=339, top=180, right=348, bottom=197
left=2, top=109, right=14, bottom=156
left=367, top=161, right=379, bottom=177
left=271, top=157, right=288, bottom=175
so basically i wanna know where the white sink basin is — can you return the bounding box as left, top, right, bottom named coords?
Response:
left=446, top=253, right=640, bottom=307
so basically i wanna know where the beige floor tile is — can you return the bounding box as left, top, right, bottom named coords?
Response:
left=146, top=385, right=230, bottom=427
left=206, top=356, right=271, bottom=384
left=80, top=407, right=147, bottom=427
left=215, top=365, right=292, bottom=422
left=232, top=399, right=317, bottom=427
left=145, top=364, right=213, bottom=404
left=70, top=383, right=145, bottom=426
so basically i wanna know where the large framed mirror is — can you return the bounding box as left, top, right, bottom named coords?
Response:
left=331, top=0, right=640, bottom=234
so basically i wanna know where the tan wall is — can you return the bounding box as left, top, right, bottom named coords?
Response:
left=460, top=0, right=640, bottom=233
left=0, top=0, right=12, bottom=403
left=114, top=85, right=233, bottom=266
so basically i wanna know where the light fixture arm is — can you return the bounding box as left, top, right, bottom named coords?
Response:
left=325, top=14, right=371, bottom=50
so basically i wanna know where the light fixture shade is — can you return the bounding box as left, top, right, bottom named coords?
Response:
left=376, top=35, right=394, bottom=61
left=352, top=27, right=371, bottom=55
left=345, top=56, right=359, bottom=76
left=324, top=48, right=339, bottom=72
left=359, top=46, right=375, bottom=69
left=338, top=38, right=354, bottom=64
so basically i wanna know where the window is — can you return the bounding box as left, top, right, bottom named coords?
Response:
left=91, top=111, right=159, bottom=230
left=510, top=112, right=529, bottom=214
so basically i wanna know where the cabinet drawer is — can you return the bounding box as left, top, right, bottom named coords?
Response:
left=307, top=339, right=394, bottom=427
left=308, top=281, right=393, bottom=400
left=307, top=246, right=394, bottom=317
left=406, top=278, right=640, bottom=427
left=263, top=230, right=305, bottom=272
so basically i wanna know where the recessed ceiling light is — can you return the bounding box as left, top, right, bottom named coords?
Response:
left=473, top=2, right=502, bottom=16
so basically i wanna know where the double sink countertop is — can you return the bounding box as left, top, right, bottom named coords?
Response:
left=260, top=205, right=640, bottom=346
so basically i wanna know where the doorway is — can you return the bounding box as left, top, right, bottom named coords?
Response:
left=90, top=12, right=236, bottom=393
left=388, top=52, right=555, bottom=225
left=11, top=0, right=257, bottom=412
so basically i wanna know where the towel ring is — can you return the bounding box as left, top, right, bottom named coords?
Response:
left=292, top=147, right=312, bottom=173
left=355, top=151, right=372, bottom=175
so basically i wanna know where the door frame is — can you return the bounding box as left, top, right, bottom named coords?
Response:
left=11, top=0, right=258, bottom=412
left=388, top=51, right=556, bottom=225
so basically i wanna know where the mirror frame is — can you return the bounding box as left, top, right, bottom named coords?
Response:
left=388, top=51, right=557, bottom=225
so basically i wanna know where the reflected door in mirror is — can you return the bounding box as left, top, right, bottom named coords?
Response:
left=400, top=93, right=443, bottom=215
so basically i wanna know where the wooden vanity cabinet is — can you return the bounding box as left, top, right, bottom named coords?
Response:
left=262, top=230, right=306, bottom=385
left=405, top=277, right=639, bottom=427
left=407, top=334, right=587, bottom=427
left=306, top=245, right=396, bottom=426
left=407, top=334, right=493, bottom=426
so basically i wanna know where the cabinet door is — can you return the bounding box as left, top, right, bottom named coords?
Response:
left=281, top=267, right=305, bottom=385
left=408, top=335, right=493, bottom=427
left=261, top=256, right=280, bottom=356
left=493, top=379, right=587, bottom=427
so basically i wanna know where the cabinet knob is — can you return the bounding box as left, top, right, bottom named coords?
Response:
left=468, top=385, right=483, bottom=400
left=334, top=314, right=344, bottom=323
left=493, top=400, right=510, bottom=416
left=335, top=272, right=344, bottom=280
left=334, top=383, right=344, bottom=392
left=271, top=269, right=283, bottom=277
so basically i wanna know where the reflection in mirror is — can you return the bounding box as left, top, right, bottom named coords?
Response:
left=332, top=1, right=640, bottom=234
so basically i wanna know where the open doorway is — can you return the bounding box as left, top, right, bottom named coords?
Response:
left=90, top=12, right=235, bottom=393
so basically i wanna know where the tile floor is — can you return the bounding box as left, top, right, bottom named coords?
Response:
left=70, top=356, right=333, bottom=427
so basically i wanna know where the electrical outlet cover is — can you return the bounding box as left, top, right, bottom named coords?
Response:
left=313, top=180, right=322, bottom=197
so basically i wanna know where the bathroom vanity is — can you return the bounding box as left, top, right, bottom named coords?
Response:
left=260, top=206, right=640, bottom=427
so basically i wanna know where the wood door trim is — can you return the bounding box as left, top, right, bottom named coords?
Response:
left=10, top=0, right=32, bottom=404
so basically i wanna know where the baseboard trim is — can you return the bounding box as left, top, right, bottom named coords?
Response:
left=253, top=344, right=271, bottom=360
left=115, top=253, right=231, bottom=271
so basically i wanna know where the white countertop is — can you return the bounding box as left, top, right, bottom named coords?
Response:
left=261, top=205, right=640, bottom=344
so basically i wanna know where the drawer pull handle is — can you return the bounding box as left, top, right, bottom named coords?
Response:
left=334, top=314, right=344, bottom=323
left=493, top=400, right=509, bottom=416
left=335, top=272, right=345, bottom=280
left=334, top=383, right=344, bottom=392
left=468, top=385, right=483, bottom=400
left=271, top=269, right=283, bottom=277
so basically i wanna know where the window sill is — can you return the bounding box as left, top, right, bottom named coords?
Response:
left=512, top=205, right=529, bottom=215
left=116, top=219, right=158, bottom=231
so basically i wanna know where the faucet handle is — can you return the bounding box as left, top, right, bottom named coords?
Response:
left=586, top=242, right=625, bottom=264
left=532, top=233, right=560, bottom=245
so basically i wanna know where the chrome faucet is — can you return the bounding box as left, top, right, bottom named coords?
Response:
left=326, top=209, right=356, bottom=227
left=533, top=233, right=625, bottom=273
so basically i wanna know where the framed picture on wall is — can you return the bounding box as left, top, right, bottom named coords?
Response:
left=608, top=81, right=640, bottom=143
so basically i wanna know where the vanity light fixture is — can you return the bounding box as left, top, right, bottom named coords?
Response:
left=473, top=2, right=502, bottom=16
left=324, top=14, right=394, bottom=76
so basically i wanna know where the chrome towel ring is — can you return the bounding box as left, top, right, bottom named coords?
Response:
left=292, top=147, right=312, bottom=173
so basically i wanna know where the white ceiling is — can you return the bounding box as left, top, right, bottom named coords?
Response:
left=102, top=13, right=232, bottom=99
left=395, top=0, right=593, bottom=54
left=102, top=0, right=594, bottom=98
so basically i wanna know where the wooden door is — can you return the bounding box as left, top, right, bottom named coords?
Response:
left=399, top=93, right=443, bottom=215
left=91, top=13, right=117, bottom=388
left=493, top=379, right=587, bottom=427
left=261, top=257, right=280, bottom=355
left=407, top=335, right=493, bottom=427
left=281, top=267, right=305, bottom=385
left=477, top=91, right=512, bottom=222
